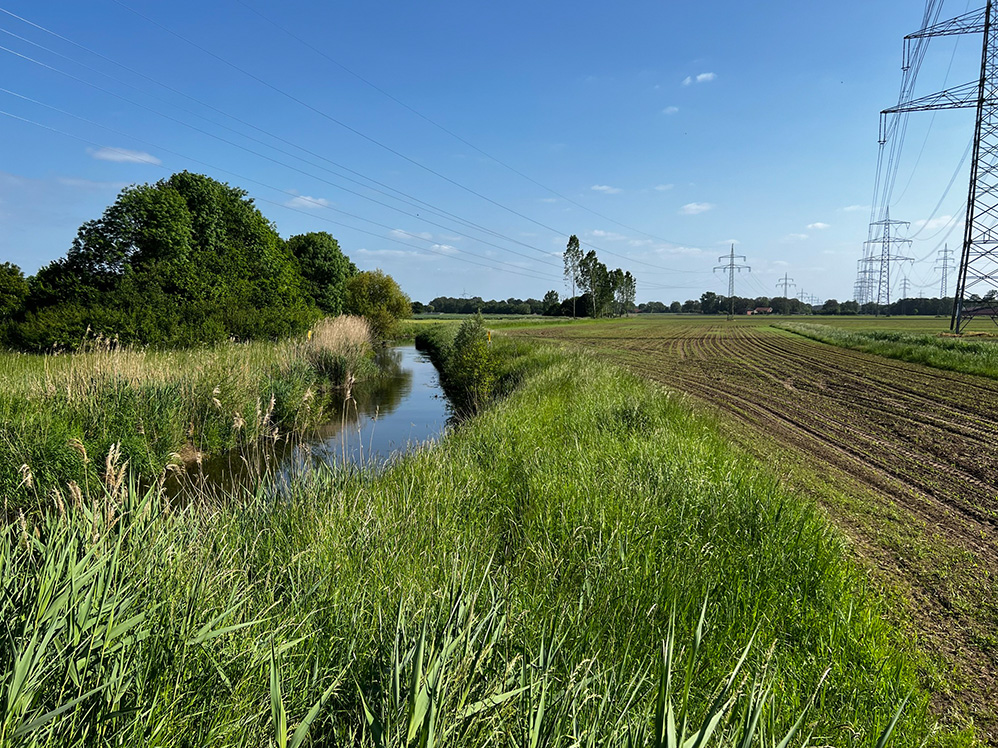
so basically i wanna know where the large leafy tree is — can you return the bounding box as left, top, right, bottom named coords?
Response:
left=286, top=232, right=357, bottom=314
left=16, top=172, right=319, bottom=349
left=344, top=270, right=411, bottom=340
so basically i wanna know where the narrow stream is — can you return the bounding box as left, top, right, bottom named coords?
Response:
left=167, top=344, right=450, bottom=497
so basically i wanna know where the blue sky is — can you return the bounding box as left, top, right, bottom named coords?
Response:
left=0, top=0, right=983, bottom=304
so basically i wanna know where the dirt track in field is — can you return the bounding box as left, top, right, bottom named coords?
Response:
left=517, top=320, right=998, bottom=739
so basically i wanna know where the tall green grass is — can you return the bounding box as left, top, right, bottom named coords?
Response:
left=1, top=317, right=376, bottom=508
left=0, top=335, right=973, bottom=746
left=779, top=321, right=998, bottom=379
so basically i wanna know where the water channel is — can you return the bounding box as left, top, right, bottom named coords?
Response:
left=168, top=344, right=451, bottom=497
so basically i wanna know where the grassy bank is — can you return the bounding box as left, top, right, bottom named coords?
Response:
left=1, top=316, right=375, bottom=508
left=1, top=331, right=972, bottom=746
left=779, top=321, right=998, bottom=379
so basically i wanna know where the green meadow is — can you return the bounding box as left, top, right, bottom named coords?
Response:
left=0, top=324, right=973, bottom=746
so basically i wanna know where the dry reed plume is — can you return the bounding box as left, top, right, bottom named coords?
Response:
left=307, top=315, right=372, bottom=360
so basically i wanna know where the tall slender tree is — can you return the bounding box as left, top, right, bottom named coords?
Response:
left=563, top=234, right=583, bottom=318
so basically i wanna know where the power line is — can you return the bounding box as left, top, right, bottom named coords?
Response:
left=106, top=0, right=697, bottom=276
left=232, top=0, right=704, bottom=252
left=0, top=107, right=562, bottom=285
left=0, top=3, right=711, bottom=284
left=0, top=42, right=568, bottom=272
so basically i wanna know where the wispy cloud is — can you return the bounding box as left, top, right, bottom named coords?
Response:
left=538, top=197, right=558, bottom=203
left=842, top=204, right=868, bottom=212
left=654, top=183, right=674, bottom=191
left=356, top=248, right=434, bottom=260
left=914, top=215, right=957, bottom=231
left=591, top=184, right=622, bottom=195
left=88, top=147, right=161, bottom=165
left=663, top=106, right=679, bottom=115
left=285, top=195, right=331, bottom=210
left=783, top=233, right=809, bottom=242
left=680, top=202, right=713, bottom=215
left=807, top=222, right=830, bottom=230
left=57, top=177, right=129, bottom=191
left=390, top=228, right=433, bottom=241
left=682, top=72, right=716, bottom=86
left=591, top=229, right=626, bottom=241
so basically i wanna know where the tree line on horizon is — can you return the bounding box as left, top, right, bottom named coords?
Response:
left=0, top=172, right=411, bottom=350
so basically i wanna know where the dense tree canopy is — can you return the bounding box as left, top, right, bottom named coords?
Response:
left=344, top=270, right=412, bottom=340
left=2, top=173, right=370, bottom=350
left=286, top=231, right=356, bottom=315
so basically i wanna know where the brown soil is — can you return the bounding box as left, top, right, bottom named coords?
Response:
left=519, top=321, right=998, bottom=741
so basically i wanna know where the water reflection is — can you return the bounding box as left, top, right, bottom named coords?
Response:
left=167, top=345, right=449, bottom=498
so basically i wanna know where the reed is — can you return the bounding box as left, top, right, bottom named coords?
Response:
left=0, top=317, right=376, bottom=508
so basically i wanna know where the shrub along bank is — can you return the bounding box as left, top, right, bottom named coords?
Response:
left=0, top=328, right=972, bottom=746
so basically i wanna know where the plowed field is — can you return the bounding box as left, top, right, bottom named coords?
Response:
left=516, top=317, right=998, bottom=738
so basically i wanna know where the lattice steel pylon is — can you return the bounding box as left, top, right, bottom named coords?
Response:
left=862, top=210, right=913, bottom=314
left=935, top=244, right=953, bottom=297
left=776, top=272, right=796, bottom=298
left=880, top=2, right=998, bottom=330
left=714, top=244, right=750, bottom=320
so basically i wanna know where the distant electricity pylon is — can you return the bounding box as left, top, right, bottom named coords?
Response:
left=862, top=210, right=913, bottom=315
left=776, top=273, right=796, bottom=298
left=714, top=244, right=750, bottom=320
left=935, top=244, right=954, bottom=297
left=879, top=1, right=998, bottom=330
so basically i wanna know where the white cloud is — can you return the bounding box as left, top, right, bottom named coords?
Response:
left=88, top=147, right=161, bottom=165
left=914, top=214, right=957, bottom=231
left=842, top=204, right=868, bottom=212
left=663, top=245, right=703, bottom=256
left=56, top=177, right=129, bottom=191
left=431, top=243, right=459, bottom=255
left=591, top=229, right=626, bottom=241
left=683, top=72, right=716, bottom=86
left=629, top=238, right=654, bottom=247
left=654, top=183, right=674, bottom=191
left=680, top=202, right=713, bottom=215
left=783, top=233, right=809, bottom=241
left=807, top=222, right=830, bottom=230
left=356, top=248, right=433, bottom=260
left=390, top=228, right=433, bottom=241
left=591, top=184, right=622, bottom=194
left=285, top=195, right=331, bottom=210
left=663, top=106, right=679, bottom=115
left=538, top=197, right=558, bottom=203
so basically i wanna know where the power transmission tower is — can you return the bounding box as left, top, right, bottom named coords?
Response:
left=862, top=210, right=913, bottom=315
left=935, top=244, right=954, bottom=297
left=855, top=241, right=878, bottom=304
left=714, top=244, right=750, bottom=320
left=880, top=1, right=998, bottom=330
left=900, top=275, right=912, bottom=314
left=776, top=273, right=796, bottom=298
